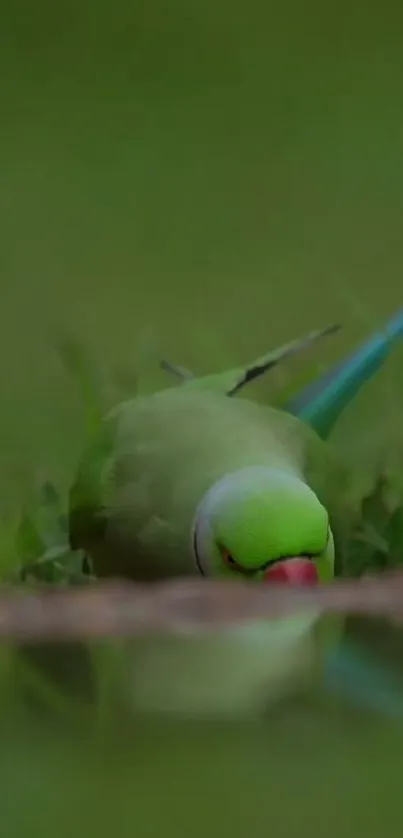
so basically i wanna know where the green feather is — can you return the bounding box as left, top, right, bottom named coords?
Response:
left=126, top=611, right=323, bottom=719
left=161, top=323, right=341, bottom=395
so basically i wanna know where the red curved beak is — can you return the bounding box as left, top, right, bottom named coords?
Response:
left=264, top=557, right=318, bottom=585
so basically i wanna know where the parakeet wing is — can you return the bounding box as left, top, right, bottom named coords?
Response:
left=161, top=323, right=341, bottom=395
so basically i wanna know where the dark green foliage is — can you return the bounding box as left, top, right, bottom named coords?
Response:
left=13, top=478, right=90, bottom=585
left=345, top=473, right=403, bottom=577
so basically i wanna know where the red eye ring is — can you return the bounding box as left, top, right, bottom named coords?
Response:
left=218, top=545, right=257, bottom=577
left=220, top=546, right=242, bottom=571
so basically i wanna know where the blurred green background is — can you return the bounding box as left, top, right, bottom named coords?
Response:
left=3, top=713, right=403, bottom=838
left=2, top=0, right=403, bottom=491
left=2, top=2, right=403, bottom=832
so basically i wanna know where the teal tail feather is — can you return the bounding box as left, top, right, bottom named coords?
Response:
left=285, top=310, right=403, bottom=439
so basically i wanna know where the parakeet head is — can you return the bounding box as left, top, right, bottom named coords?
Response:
left=193, top=466, right=334, bottom=584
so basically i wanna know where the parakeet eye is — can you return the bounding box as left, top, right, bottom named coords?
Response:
left=219, top=545, right=255, bottom=575
left=220, top=547, right=237, bottom=568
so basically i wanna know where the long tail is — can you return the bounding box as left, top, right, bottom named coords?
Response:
left=285, top=310, right=403, bottom=439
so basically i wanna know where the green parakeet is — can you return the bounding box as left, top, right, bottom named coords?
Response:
left=68, top=311, right=403, bottom=718
left=69, top=324, right=348, bottom=582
